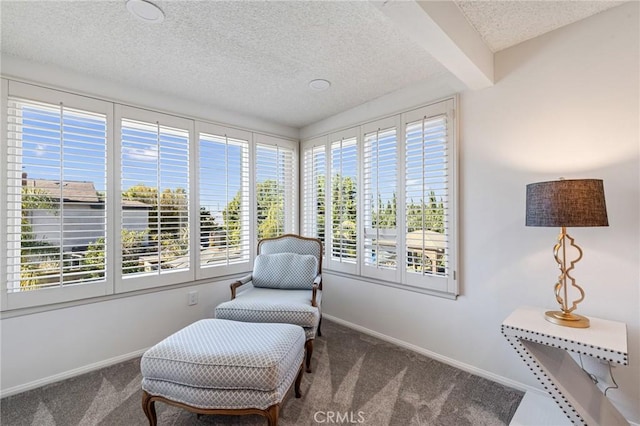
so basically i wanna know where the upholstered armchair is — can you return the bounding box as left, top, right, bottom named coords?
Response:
left=215, top=234, right=323, bottom=373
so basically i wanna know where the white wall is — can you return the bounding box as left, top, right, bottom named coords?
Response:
left=316, top=2, right=639, bottom=423
left=0, top=278, right=232, bottom=395
left=30, top=205, right=107, bottom=249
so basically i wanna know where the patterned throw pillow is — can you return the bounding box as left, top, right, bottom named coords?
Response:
left=253, top=253, right=318, bottom=289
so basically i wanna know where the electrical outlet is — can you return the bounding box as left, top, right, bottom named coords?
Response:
left=188, top=291, right=198, bottom=306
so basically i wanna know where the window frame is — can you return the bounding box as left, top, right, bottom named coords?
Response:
left=327, top=126, right=360, bottom=275
left=300, top=97, right=458, bottom=296
left=253, top=133, right=298, bottom=254
left=115, top=104, right=195, bottom=293
left=301, top=136, right=328, bottom=269
left=1, top=79, right=302, bottom=312
left=195, top=121, right=252, bottom=279
left=3, top=80, right=115, bottom=310
left=401, top=101, right=457, bottom=294
left=361, top=115, right=401, bottom=283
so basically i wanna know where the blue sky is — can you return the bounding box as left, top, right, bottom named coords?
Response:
left=21, top=106, right=107, bottom=191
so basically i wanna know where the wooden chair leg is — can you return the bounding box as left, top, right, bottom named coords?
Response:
left=141, top=391, right=157, bottom=426
left=305, top=340, right=313, bottom=373
left=265, top=404, right=280, bottom=426
left=317, top=316, right=322, bottom=337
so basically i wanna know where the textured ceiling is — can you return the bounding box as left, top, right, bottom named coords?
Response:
left=455, top=0, right=625, bottom=52
left=1, top=0, right=449, bottom=128
left=0, top=1, right=627, bottom=129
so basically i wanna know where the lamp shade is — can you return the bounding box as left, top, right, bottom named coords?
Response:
left=526, top=179, right=608, bottom=227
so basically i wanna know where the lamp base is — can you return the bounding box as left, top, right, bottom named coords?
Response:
left=545, top=311, right=590, bottom=328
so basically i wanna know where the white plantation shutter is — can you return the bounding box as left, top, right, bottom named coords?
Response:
left=404, top=101, right=456, bottom=293
left=8, top=98, right=106, bottom=291
left=3, top=81, right=311, bottom=310
left=362, top=120, right=398, bottom=280
left=329, top=129, right=358, bottom=272
left=119, top=108, right=191, bottom=286
left=6, top=95, right=108, bottom=295
left=255, top=140, right=296, bottom=241
left=302, top=139, right=327, bottom=251
left=301, top=98, right=456, bottom=296
left=198, top=126, right=250, bottom=274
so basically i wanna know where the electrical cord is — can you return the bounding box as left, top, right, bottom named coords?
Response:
left=578, top=354, right=619, bottom=396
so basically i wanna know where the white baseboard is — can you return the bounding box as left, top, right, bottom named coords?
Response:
left=0, top=348, right=148, bottom=399
left=322, top=314, right=543, bottom=395
left=323, top=314, right=640, bottom=426
left=3, top=317, right=638, bottom=426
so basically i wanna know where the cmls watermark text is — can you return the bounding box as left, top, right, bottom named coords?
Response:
left=313, top=411, right=366, bottom=424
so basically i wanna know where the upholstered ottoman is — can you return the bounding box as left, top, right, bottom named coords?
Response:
left=140, top=319, right=305, bottom=426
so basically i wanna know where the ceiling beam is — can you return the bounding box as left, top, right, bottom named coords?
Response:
left=372, top=0, right=494, bottom=90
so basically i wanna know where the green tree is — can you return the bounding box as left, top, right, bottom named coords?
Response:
left=122, top=184, right=189, bottom=250
left=121, top=184, right=157, bottom=205
left=256, top=179, right=284, bottom=240
left=222, top=191, right=243, bottom=248
left=407, top=191, right=444, bottom=233
left=222, top=180, right=288, bottom=245
left=122, top=184, right=188, bottom=234
left=372, top=192, right=397, bottom=229
left=120, top=229, right=149, bottom=274
left=331, top=174, right=357, bottom=258
left=20, top=187, right=59, bottom=289
left=82, top=229, right=150, bottom=276
left=122, top=184, right=189, bottom=267
left=82, top=237, right=105, bottom=278
left=200, top=206, right=221, bottom=247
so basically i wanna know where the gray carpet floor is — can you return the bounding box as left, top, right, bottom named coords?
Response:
left=1, top=319, right=523, bottom=425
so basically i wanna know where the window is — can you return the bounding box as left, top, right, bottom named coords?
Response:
left=404, top=102, right=455, bottom=293
left=118, top=106, right=192, bottom=289
left=362, top=117, right=398, bottom=281
left=2, top=80, right=301, bottom=311
left=4, top=81, right=112, bottom=308
left=255, top=135, right=297, bottom=242
left=301, top=99, right=457, bottom=296
left=302, top=138, right=327, bottom=254
left=329, top=129, right=358, bottom=272
left=198, top=124, right=250, bottom=276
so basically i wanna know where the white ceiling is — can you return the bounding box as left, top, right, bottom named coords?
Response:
left=455, top=0, right=625, bottom=52
left=0, top=1, right=626, bottom=129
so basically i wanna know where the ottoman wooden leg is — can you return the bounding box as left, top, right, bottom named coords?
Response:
left=295, top=361, right=304, bottom=398
left=141, top=391, right=158, bottom=426
left=265, top=404, right=280, bottom=426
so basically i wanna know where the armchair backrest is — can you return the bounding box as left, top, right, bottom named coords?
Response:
left=253, top=252, right=318, bottom=289
left=258, top=234, right=323, bottom=275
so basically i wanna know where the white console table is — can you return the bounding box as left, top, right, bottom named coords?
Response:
left=502, top=306, right=628, bottom=426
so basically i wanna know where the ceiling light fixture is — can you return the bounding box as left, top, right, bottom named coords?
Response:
left=126, top=0, right=165, bottom=24
left=309, top=79, right=331, bottom=91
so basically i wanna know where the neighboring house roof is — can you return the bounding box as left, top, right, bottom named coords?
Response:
left=23, top=179, right=150, bottom=208
left=122, top=200, right=152, bottom=209
left=24, top=179, right=100, bottom=203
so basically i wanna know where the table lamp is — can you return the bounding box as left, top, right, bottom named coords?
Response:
left=525, top=178, right=608, bottom=328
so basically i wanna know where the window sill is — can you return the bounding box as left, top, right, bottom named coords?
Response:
left=0, top=271, right=250, bottom=319
left=323, top=268, right=458, bottom=300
